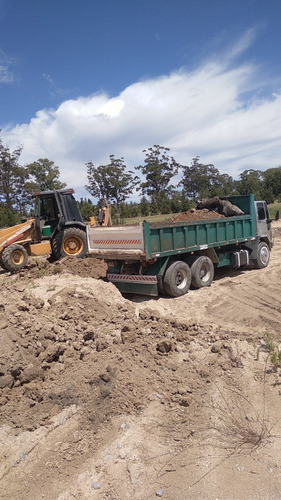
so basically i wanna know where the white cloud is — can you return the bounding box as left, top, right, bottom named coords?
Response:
left=0, top=64, right=14, bottom=83
left=2, top=44, right=281, bottom=200
left=226, top=27, right=258, bottom=60
left=0, top=49, right=16, bottom=83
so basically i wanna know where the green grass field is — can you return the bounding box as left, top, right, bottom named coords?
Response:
left=268, top=202, right=281, bottom=219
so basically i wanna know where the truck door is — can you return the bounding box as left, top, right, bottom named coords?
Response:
left=255, top=201, right=272, bottom=241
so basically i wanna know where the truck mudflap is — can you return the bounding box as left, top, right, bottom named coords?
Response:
left=107, top=273, right=158, bottom=296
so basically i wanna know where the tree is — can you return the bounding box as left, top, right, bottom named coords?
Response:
left=26, top=158, right=66, bottom=192
left=209, top=173, right=236, bottom=197
left=179, top=156, right=233, bottom=201
left=237, top=169, right=263, bottom=199
left=140, top=196, right=150, bottom=217
left=86, top=155, right=139, bottom=213
left=77, top=198, right=96, bottom=221
left=263, top=167, right=281, bottom=200
left=0, top=137, right=29, bottom=223
left=136, top=145, right=179, bottom=213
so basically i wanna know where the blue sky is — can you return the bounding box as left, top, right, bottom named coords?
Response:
left=1, top=0, right=281, bottom=199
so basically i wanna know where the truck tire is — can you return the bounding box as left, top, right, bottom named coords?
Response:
left=190, top=256, right=214, bottom=288
left=61, top=228, right=87, bottom=258
left=1, top=244, right=28, bottom=272
left=254, top=242, right=270, bottom=269
left=163, top=261, right=191, bottom=297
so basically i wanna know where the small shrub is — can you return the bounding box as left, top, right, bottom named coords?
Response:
left=263, top=332, right=281, bottom=371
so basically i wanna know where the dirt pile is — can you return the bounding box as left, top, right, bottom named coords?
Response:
left=1, top=278, right=217, bottom=431
left=171, top=208, right=225, bottom=222
left=20, top=255, right=108, bottom=280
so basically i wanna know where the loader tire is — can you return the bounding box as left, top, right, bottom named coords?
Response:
left=61, top=228, right=87, bottom=258
left=190, top=256, right=214, bottom=288
left=50, top=233, right=62, bottom=261
left=254, top=242, right=270, bottom=269
left=1, top=244, right=28, bottom=272
left=0, top=260, right=7, bottom=270
left=163, top=261, right=191, bottom=297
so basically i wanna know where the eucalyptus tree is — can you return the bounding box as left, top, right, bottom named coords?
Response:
left=86, top=155, right=139, bottom=213
left=136, top=145, right=179, bottom=213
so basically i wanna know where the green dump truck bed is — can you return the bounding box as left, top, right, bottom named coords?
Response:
left=87, top=194, right=256, bottom=261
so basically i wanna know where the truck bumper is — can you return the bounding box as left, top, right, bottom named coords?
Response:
left=107, top=273, right=158, bottom=296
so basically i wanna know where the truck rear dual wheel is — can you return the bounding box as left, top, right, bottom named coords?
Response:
left=1, top=244, right=28, bottom=272
left=163, top=261, right=191, bottom=297
left=189, top=256, right=214, bottom=288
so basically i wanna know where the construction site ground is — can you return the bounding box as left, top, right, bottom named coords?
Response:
left=1, top=220, right=281, bottom=500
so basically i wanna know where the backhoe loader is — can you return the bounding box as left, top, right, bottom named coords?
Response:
left=0, top=189, right=90, bottom=272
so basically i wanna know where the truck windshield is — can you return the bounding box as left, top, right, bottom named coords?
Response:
left=63, top=194, right=84, bottom=222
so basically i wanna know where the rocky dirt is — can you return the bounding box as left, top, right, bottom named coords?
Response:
left=1, top=222, right=281, bottom=500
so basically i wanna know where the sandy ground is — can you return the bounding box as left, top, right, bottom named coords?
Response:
left=0, top=221, right=281, bottom=500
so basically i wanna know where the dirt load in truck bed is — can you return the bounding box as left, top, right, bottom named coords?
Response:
left=0, top=220, right=281, bottom=500
left=171, top=207, right=225, bottom=222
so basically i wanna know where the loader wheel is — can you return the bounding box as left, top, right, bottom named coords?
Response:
left=0, top=260, right=7, bottom=270
left=61, top=228, right=87, bottom=258
left=1, top=244, right=28, bottom=272
left=163, top=261, right=191, bottom=297
left=50, top=234, right=61, bottom=261
left=190, top=256, right=214, bottom=288
left=254, top=242, right=270, bottom=269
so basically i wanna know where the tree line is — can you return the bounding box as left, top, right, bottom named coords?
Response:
left=1, top=135, right=281, bottom=226
left=86, top=145, right=281, bottom=218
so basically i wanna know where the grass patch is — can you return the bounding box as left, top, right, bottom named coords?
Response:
left=268, top=201, right=281, bottom=219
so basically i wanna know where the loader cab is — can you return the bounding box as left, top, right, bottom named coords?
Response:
left=34, top=193, right=60, bottom=240
left=33, top=188, right=84, bottom=241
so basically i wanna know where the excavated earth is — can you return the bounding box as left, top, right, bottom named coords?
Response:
left=0, top=221, right=281, bottom=500
left=171, top=208, right=225, bottom=222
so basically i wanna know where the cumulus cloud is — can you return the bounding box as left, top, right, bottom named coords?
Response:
left=3, top=44, right=281, bottom=199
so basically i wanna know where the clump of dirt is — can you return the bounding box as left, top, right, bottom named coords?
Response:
left=172, top=208, right=225, bottom=222
left=15, top=255, right=108, bottom=280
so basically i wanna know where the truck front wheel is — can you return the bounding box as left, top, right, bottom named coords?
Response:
left=61, top=228, right=87, bottom=258
left=190, top=256, right=214, bottom=288
left=254, top=242, right=270, bottom=269
left=163, top=261, right=191, bottom=297
left=1, top=244, right=28, bottom=272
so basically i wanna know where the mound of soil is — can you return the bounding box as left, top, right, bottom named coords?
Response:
left=171, top=208, right=225, bottom=222
left=16, top=255, right=108, bottom=280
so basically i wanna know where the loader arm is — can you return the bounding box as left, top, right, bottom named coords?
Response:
left=0, top=220, right=35, bottom=252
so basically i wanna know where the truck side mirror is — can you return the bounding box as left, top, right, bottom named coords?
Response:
left=275, top=210, right=280, bottom=221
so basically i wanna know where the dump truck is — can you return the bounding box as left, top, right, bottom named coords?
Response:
left=86, top=194, right=275, bottom=297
